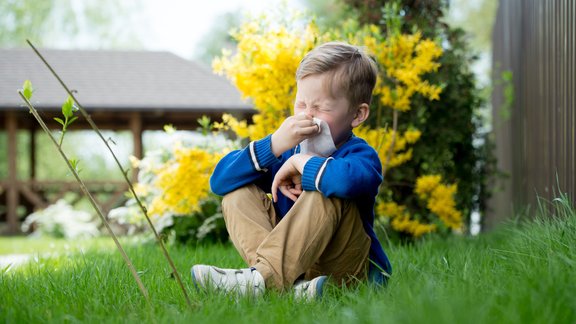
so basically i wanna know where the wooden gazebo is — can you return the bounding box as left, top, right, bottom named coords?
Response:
left=0, top=48, right=253, bottom=234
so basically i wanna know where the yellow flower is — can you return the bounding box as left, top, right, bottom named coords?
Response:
left=414, top=175, right=463, bottom=231
left=415, top=175, right=442, bottom=199
left=147, top=147, right=223, bottom=217
left=376, top=200, right=437, bottom=237
left=404, top=129, right=422, bottom=144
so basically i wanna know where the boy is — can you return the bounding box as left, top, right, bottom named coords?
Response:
left=191, top=42, right=392, bottom=299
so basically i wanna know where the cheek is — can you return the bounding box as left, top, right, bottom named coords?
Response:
left=325, top=119, right=345, bottom=136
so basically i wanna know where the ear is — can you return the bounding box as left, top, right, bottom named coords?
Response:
left=351, top=103, right=370, bottom=128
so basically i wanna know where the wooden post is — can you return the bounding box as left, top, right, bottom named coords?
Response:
left=6, top=111, right=19, bottom=234
left=29, top=125, right=36, bottom=180
left=129, top=112, right=143, bottom=182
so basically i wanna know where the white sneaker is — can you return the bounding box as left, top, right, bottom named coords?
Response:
left=293, top=275, right=328, bottom=301
left=191, top=265, right=265, bottom=296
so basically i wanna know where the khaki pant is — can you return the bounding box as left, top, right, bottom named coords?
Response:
left=222, top=184, right=371, bottom=290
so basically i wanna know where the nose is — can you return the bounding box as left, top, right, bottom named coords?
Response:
left=304, top=106, right=315, bottom=117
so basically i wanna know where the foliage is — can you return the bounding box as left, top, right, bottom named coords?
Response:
left=343, top=0, right=495, bottom=235
left=446, top=0, right=499, bottom=54
left=212, top=8, right=463, bottom=239
left=2, top=195, right=575, bottom=323
left=0, top=0, right=142, bottom=48
left=20, top=199, right=100, bottom=239
left=195, top=11, right=243, bottom=67
left=109, top=125, right=236, bottom=244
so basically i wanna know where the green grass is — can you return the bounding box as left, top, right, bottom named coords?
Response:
left=0, top=237, right=116, bottom=255
left=1, top=196, right=575, bottom=323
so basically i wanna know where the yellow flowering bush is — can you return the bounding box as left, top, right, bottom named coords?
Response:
left=146, top=144, right=222, bottom=217
left=354, top=126, right=421, bottom=170
left=415, top=175, right=463, bottom=230
left=377, top=201, right=437, bottom=238
left=377, top=174, right=463, bottom=237
left=109, top=126, right=236, bottom=243
left=212, top=16, right=318, bottom=141
left=368, top=32, right=443, bottom=111
left=210, top=11, right=463, bottom=239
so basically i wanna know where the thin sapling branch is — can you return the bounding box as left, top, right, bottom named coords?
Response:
left=18, top=83, right=151, bottom=305
left=54, top=96, right=79, bottom=147
left=25, top=40, right=194, bottom=309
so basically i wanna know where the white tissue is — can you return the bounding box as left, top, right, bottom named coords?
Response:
left=299, top=117, right=337, bottom=157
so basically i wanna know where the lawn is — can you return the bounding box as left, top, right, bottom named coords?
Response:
left=1, top=197, right=575, bottom=324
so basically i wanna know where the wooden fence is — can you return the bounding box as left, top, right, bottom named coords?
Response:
left=489, top=0, right=575, bottom=228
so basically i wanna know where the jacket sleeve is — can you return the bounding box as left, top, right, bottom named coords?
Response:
left=210, top=135, right=282, bottom=196
left=300, top=142, right=382, bottom=199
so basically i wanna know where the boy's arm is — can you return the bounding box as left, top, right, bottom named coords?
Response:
left=210, top=135, right=281, bottom=196
left=300, top=143, right=382, bottom=199
left=212, top=114, right=320, bottom=197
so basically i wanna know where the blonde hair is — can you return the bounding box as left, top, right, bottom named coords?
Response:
left=296, top=41, right=378, bottom=109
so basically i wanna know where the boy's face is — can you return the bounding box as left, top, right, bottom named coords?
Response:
left=294, top=73, right=359, bottom=148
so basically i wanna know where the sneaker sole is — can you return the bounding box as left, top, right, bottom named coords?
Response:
left=314, top=276, right=328, bottom=298
left=190, top=266, right=201, bottom=291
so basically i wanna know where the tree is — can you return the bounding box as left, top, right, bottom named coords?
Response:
left=0, top=0, right=143, bottom=48
left=194, top=11, right=242, bottom=67
left=300, top=0, right=353, bottom=29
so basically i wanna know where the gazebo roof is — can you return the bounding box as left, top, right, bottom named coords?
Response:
left=0, top=48, right=252, bottom=112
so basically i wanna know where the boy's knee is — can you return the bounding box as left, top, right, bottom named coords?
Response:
left=300, top=190, right=346, bottom=210
left=222, top=184, right=272, bottom=216
left=222, top=184, right=259, bottom=205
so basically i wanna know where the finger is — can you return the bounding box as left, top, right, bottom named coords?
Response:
left=288, top=187, right=302, bottom=196
left=296, top=118, right=317, bottom=127
left=299, top=124, right=321, bottom=136
left=279, top=185, right=298, bottom=202
left=271, top=180, right=279, bottom=202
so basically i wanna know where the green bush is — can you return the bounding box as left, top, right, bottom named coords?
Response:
left=345, top=0, right=496, bottom=227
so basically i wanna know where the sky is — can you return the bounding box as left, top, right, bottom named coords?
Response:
left=139, top=0, right=305, bottom=59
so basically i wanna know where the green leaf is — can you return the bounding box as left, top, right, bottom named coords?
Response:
left=197, top=115, right=211, bottom=128
left=22, top=80, right=34, bottom=100
left=69, top=158, right=81, bottom=173
left=54, top=117, right=65, bottom=126
left=68, top=116, right=78, bottom=125
left=62, top=96, right=74, bottom=118
left=197, top=115, right=212, bottom=135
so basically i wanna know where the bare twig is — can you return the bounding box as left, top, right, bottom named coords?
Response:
left=26, top=40, right=194, bottom=309
left=18, top=91, right=151, bottom=304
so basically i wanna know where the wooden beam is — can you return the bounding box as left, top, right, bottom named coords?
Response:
left=6, top=111, right=19, bottom=234
left=129, top=112, right=143, bottom=182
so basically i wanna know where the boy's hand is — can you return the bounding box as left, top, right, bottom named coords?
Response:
left=271, top=114, right=320, bottom=157
left=271, top=154, right=312, bottom=202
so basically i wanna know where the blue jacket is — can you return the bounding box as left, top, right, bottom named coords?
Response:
left=210, top=133, right=392, bottom=284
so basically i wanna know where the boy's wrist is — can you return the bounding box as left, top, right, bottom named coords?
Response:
left=289, top=153, right=313, bottom=174
left=270, top=133, right=283, bottom=157
left=252, top=135, right=281, bottom=171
